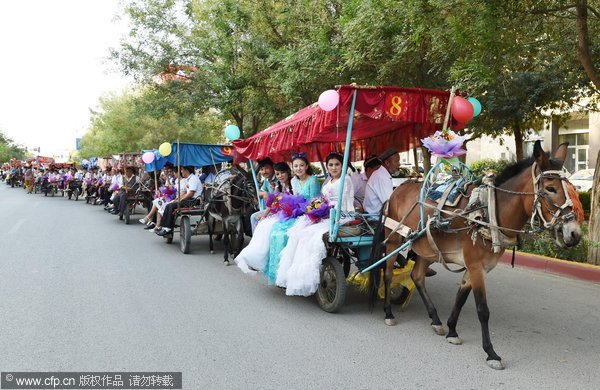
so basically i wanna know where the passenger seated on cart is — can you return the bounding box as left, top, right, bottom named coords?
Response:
left=140, top=168, right=183, bottom=230
left=199, top=164, right=219, bottom=184
left=155, top=166, right=203, bottom=236
left=110, top=166, right=140, bottom=217
left=351, top=155, right=382, bottom=211
left=363, top=148, right=400, bottom=214
left=276, top=151, right=354, bottom=295
left=104, top=167, right=123, bottom=210
left=249, top=157, right=277, bottom=233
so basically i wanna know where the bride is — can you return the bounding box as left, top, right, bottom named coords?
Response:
left=277, top=152, right=354, bottom=296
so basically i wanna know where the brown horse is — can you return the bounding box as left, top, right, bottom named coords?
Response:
left=376, top=141, right=582, bottom=369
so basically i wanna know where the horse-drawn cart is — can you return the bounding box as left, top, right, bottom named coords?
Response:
left=145, top=142, right=254, bottom=260
left=234, top=84, right=453, bottom=312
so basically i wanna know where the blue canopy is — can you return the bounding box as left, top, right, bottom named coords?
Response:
left=144, top=143, right=234, bottom=172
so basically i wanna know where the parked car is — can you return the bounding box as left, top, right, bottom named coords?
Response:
left=569, top=169, right=595, bottom=192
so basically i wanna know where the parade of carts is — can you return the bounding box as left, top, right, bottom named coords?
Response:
left=0, top=85, right=586, bottom=370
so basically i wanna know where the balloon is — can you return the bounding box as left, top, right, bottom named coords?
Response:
left=224, top=124, right=241, bottom=141
left=158, top=142, right=172, bottom=157
left=451, top=96, right=474, bottom=123
left=318, top=89, right=339, bottom=112
left=81, top=159, right=89, bottom=165
left=142, top=151, right=155, bottom=164
left=467, top=97, right=482, bottom=117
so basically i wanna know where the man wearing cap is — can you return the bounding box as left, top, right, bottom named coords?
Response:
left=352, top=155, right=382, bottom=210
left=364, top=148, right=400, bottom=214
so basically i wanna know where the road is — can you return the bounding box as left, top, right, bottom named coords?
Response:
left=1, top=183, right=599, bottom=389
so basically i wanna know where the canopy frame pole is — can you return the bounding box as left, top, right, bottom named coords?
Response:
left=154, top=170, right=158, bottom=194
left=249, top=159, right=263, bottom=211
left=330, top=89, right=358, bottom=242
left=177, top=140, right=181, bottom=213
left=442, top=86, right=456, bottom=130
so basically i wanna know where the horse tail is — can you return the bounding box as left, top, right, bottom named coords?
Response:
left=368, top=201, right=387, bottom=311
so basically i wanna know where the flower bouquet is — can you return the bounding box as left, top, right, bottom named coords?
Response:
left=84, top=178, right=92, bottom=186
left=277, top=194, right=308, bottom=221
left=97, top=178, right=104, bottom=186
left=160, top=185, right=177, bottom=202
left=421, top=129, right=466, bottom=158
left=266, top=192, right=284, bottom=214
left=109, top=182, right=120, bottom=192
left=305, top=196, right=332, bottom=223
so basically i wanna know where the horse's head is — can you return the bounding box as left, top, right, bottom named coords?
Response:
left=531, top=141, right=582, bottom=248
left=229, top=165, right=257, bottom=212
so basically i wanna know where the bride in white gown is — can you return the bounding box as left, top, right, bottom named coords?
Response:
left=277, top=152, right=354, bottom=296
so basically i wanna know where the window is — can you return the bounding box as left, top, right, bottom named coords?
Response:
left=558, top=120, right=589, bottom=173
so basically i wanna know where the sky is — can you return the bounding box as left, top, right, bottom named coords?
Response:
left=0, top=0, right=132, bottom=157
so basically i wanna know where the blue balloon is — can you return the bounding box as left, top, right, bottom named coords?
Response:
left=225, top=124, right=241, bottom=141
left=467, top=97, right=482, bottom=117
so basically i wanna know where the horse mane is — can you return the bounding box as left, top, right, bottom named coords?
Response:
left=494, top=152, right=563, bottom=186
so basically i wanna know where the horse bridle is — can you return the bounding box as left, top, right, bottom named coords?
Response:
left=530, top=162, right=576, bottom=230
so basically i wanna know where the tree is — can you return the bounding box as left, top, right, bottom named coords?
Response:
left=0, top=130, right=29, bottom=163
left=78, top=89, right=224, bottom=158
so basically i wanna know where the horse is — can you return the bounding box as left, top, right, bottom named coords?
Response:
left=372, top=141, right=582, bottom=369
left=205, top=165, right=257, bottom=264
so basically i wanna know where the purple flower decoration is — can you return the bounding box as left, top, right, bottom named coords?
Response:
left=277, top=194, right=308, bottom=221
left=305, top=196, right=332, bottom=223
left=160, top=186, right=177, bottom=201
left=421, top=129, right=466, bottom=158
left=109, top=182, right=120, bottom=192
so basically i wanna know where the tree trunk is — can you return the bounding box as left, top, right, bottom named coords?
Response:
left=422, top=146, right=432, bottom=173
left=513, top=121, right=524, bottom=160
left=588, top=150, right=600, bottom=264
left=576, top=1, right=600, bottom=91
left=412, top=146, right=419, bottom=175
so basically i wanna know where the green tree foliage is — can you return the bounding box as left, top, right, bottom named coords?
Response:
left=0, top=130, right=29, bottom=163
left=78, top=89, right=224, bottom=158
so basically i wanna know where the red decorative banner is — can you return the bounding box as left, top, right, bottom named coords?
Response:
left=383, top=92, right=407, bottom=121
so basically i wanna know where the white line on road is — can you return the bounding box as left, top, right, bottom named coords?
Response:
left=8, top=218, right=26, bottom=234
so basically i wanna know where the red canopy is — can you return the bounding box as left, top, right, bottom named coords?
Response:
left=234, top=85, right=454, bottom=162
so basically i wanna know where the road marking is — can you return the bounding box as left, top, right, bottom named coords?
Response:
left=8, top=218, right=26, bottom=234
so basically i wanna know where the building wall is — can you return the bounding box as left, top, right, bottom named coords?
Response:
left=589, top=111, right=600, bottom=169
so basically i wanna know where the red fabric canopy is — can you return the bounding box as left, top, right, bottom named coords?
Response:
left=233, top=85, right=453, bottom=162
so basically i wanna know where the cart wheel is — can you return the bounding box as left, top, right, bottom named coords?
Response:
left=180, top=216, right=191, bottom=254
left=316, top=256, right=347, bottom=313
left=124, top=205, right=130, bottom=225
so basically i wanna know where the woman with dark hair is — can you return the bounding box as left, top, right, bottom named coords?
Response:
left=273, top=162, right=293, bottom=193
left=277, top=151, right=355, bottom=295
left=290, top=153, right=320, bottom=198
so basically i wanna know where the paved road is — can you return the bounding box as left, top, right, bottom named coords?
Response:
left=1, top=183, right=599, bottom=389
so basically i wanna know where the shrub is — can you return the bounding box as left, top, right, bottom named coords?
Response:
left=469, top=158, right=512, bottom=178
left=577, top=191, right=591, bottom=217
left=520, top=222, right=590, bottom=262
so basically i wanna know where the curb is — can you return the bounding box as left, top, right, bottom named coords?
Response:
left=498, top=251, right=600, bottom=283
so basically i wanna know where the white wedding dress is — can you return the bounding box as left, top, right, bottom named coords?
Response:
left=235, top=216, right=278, bottom=273
left=276, top=176, right=354, bottom=296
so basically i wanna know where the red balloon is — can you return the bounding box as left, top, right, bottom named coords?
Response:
left=451, top=96, right=474, bottom=123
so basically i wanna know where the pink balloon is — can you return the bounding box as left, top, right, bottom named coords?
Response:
left=142, top=151, right=155, bottom=164
left=451, top=96, right=474, bottom=123
left=318, top=90, right=340, bottom=112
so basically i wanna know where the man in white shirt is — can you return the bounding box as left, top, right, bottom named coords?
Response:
left=156, top=166, right=202, bottom=236
left=352, top=155, right=382, bottom=211
left=364, top=148, right=400, bottom=214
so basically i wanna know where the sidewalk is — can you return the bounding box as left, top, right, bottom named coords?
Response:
left=498, top=251, right=600, bottom=283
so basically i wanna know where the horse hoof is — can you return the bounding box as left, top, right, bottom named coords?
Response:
left=210, top=251, right=215, bottom=254
left=446, top=336, right=463, bottom=345
left=431, top=324, right=446, bottom=336
left=384, top=318, right=397, bottom=326
left=223, top=260, right=230, bottom=266
left=486, top=359, right=505, bottom=370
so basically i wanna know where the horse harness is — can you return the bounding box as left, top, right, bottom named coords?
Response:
left=382, top=162, right=575, bottom=273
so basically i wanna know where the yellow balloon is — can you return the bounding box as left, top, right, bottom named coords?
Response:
left=158, top=142, right=172, bottom=157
